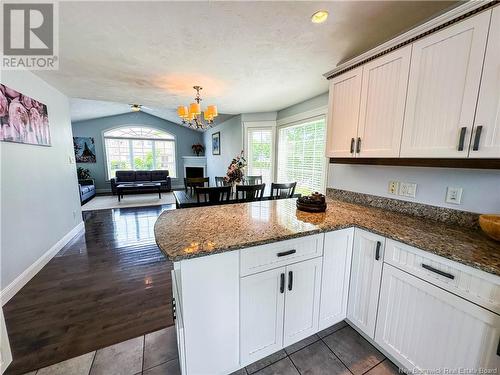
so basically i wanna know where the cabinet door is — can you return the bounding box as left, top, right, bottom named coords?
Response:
left=240, top=267, right=285, bottom=365
left=376, top=264, right=500, bottom=371
left=1, top=308, right=12, bottom=375
left=171, top=270, right=187, bottom=375
left=347, top=229, right=385, bottom=339
left=357, top=46, right=411, bottom=157
left=401, top=11, right=490, bottom=158
left=326, top=67, right=362, bottom=157
left=283, top=257, right=322, bottom=346
left=470, top=7, right=500, bottom=158
left=319, top=228, right=354, bottom=330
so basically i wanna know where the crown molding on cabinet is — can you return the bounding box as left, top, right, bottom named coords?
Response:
left=323, top=0, right=498, bottom=80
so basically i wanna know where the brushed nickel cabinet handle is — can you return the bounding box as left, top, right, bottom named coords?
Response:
left=457, top=127, right=467, bottom=151
left=472, top=126, right=483, bottom=151
left=422, top=264, right=454, bottom=280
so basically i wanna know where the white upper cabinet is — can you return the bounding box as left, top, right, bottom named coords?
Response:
left=326, top=67, right=362, bottom=157
left=401, top=11, right=491, bottom=158
left=357, top=46, right=411, bottom=157
left=470, top=6, right=500, bottom=158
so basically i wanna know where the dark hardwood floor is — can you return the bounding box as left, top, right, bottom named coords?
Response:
left=3, top=204, right=175, bottom=375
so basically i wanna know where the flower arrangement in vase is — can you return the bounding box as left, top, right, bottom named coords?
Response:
left=224, top=151, right=247, bottom=185
left=191, top=143, right=204, bottom=156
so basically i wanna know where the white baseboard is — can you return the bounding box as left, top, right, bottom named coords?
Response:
left=1, top=221, right=85, bottom=306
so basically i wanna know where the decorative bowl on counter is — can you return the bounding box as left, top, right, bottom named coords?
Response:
left=479, top=214, right=500, bottom=241
left=296, top=192, right=327, bottom=213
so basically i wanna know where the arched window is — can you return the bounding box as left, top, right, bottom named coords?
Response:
left=103, top=126, right=176, bottom=179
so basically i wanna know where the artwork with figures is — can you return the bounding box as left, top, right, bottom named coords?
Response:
left=212, top=131, right=220, bottom=155
left=0, top=84, right=51, bottom=146
left=73, top=137, right=97, bottom=163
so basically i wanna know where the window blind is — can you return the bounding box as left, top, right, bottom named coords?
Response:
left=277, top=117, right=326, bottom=195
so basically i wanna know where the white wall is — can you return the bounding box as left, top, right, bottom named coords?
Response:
left=1, top=70, right=82, bottom=293
left=328, top=164, right=500, bottom=214
left=203, top=115, right=243, bottom=185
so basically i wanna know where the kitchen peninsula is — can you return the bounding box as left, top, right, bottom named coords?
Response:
left=154, top=193, right=500, bottom=375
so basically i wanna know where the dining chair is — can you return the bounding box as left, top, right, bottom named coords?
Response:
left=195, top=186, right=232, bottom=204
left=270, top=182, right=297, bottom=199
left=185, top=177, right=209, bottom=194
left=236, top=183, right=266, bottom=202
left=244, top=175, right=263, bottom=185
left=215, top=176, right=230, bottom=187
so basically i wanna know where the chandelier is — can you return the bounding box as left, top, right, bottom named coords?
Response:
left=177, top=86, right=218, bottom=129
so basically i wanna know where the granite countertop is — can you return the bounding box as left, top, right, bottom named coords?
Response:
left=154, top=198, right=500, bottom=276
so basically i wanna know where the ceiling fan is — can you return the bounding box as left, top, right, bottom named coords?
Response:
left=129, top=104, right=153, bottom=112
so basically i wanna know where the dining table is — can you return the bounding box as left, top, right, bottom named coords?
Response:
left=173, top=189, right=301, bottom=209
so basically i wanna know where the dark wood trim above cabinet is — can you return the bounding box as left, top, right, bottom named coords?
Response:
left=328, top=158, right=500, bottom=170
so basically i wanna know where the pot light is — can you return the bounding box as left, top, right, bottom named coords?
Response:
left=311, top=10, right=329, bottom=24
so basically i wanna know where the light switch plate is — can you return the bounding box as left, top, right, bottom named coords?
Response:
left=399, top=182, right=417, bottom=198
left=445, top=187, right=463, bottom=205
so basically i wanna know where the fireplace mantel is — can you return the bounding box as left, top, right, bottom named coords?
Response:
left=182, top=156, right=207, bottom=178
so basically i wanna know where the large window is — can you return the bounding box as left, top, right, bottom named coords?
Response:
left=104, top=126, right=176, bottom=179
left=246, top=126, right=274, bottom=189
left=277, top=117, right=326, bottom=195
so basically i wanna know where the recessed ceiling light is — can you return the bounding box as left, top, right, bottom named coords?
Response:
left=311, top=10, right=329, bottom=24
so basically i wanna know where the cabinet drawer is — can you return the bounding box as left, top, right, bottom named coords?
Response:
left=240, top=234, right=324, bottom=276
left=385, top=239, right=500, bottom=314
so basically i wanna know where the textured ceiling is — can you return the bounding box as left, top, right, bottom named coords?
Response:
left=36, top=1, right=458, bottom=123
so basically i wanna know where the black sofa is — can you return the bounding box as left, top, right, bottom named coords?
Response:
left=79, top=179, right=96, bottom=204
left=110, top=170, right=171, bottom=195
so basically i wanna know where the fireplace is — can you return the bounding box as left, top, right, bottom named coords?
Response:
left=185, top=167, right=204, bottom=178
left=182, top=156, right=207, bottom=179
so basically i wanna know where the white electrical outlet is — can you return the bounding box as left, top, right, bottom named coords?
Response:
left=399, top=182, right=417, bottom=198
left=388, top=181, right=399, bottom=195
left=445, top=187, right=463, bottom=205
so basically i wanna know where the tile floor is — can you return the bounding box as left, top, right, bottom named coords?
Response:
left=22, top=321, right=400, bottom=375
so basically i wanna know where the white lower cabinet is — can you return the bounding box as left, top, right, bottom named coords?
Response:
left=319, top=228, right=354, bottom=330
left=173, top=230, right=500, bottom=375
left=376, top=264, right=500, bottom=371
left=240, top=266, right=285, bottom=365
left=283, top=257, right=322, bottom=346
left=347, top=229, right=385, bottom=338
left=240, top=256, right=322, bottom=365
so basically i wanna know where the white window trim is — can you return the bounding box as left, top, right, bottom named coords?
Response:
left=277, top=108, right=329, bottom=194
left=101, top=125, right=178, bottom=181
left=243, top=121, right=277, bottom=183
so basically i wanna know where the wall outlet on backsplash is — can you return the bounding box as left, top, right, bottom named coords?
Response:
left=399, top=182, right=417, bottom=198
left=388, top=181, right=399, bottom=195
left=445, top=187, right=463, bottom=205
